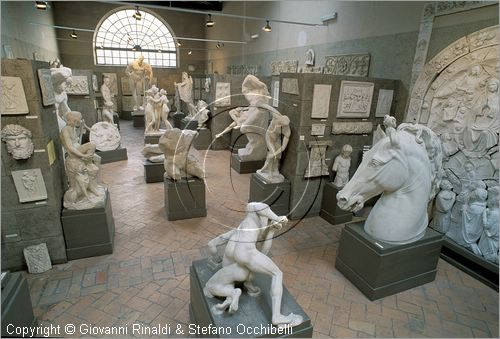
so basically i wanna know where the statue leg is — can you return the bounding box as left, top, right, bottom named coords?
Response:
left=243, top=273, right=261, bottom=297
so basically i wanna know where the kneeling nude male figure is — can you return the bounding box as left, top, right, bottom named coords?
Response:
left=203, top=202, right=303, bottom=328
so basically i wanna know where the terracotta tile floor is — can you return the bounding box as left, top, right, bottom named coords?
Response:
left=25, top=120, right=498, bottom=338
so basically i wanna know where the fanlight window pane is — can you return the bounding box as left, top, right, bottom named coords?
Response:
left=94, top=8, right=177, bottom=67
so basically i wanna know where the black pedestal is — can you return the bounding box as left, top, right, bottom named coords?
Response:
left=194, top=128, right=212, bottom=150
left=173, top=112, right=185, bottom=129
left=181, top=119, right=198, bottom=131
left=1, top=272, right=37, bottom=337
left=143, top=160, right=165, bottom=183
left=231, top=154, right=265, bottom=174
left=320, top=183, right=352, bottom=225
left=120, top=111, right=132, bottom=120
left=249, top=174, right=290, bottom=215
left=335, top=222, right=443, bottom=300
left=144, top=134, right=162, bottom=144
left=113, top=113, right=120, bottom=130
left=230, top=129, right=248, bottom=153
left=132, top=110, right=145, bottom=128
left=164, top=177, right=207, bottom=221
left=61, top=191, right=115, bottom=260
left=97, top=147, right=128, bottom=164
left=190, top=259, right=313, bottom=338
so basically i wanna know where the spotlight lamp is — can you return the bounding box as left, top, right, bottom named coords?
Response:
left=176, top=40, right=182, bottom=47
left=70, top=29, right=78, bottom=39
left=206, top=14, right=215, bottom=27
left=188, top=50, right=192, bottom=55
left=263, top=20, right=272, bottom=32
left=35, top=1, right=47, bottom=10
left=216, top=41, right=224, bottom=49
left=133, top=6, right=142, bottom=20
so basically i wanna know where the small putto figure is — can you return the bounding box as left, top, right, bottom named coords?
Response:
left=332, top=144, right=353, bottom=188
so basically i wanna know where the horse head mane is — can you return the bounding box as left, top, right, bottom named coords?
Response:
left=397, top=123, right=443, bottom=200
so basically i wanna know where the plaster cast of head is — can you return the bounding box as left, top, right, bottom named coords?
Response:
left=337, top=115, right=443, bottom=244
left=332, top=144, right=353, bottom=189
left=1, top=124, right=34, bottom=160
left=204, top=202, right=303, bottom=328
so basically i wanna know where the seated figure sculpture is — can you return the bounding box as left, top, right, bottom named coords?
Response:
left=60, top=111, right=105, bottom=209
left=158, top=128, right=204, bottom=180
left=204, top=202, right=303, bottom=328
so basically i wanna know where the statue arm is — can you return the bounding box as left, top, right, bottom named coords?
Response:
left=207, top=230, right=235, bottom=256
left=216, top=122, right=237, bottom=138
left=257, top=228, right=277, bottom=255
left=271, top=126, right=291, bottom=157
left=60, top=128, right=90, bottom=159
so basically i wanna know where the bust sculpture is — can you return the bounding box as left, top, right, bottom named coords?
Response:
left=125, top=55, right=153, bottom=111
left=331, top=144, right=353, bottom=188
left=255, top=106, right=291, bottom=183
left=158, top=128, right=205, bottom=180
left=204, top=202, right=303, bottom=328
left=60, top=111, right=105, bottom=209
left=50, top=63, right=73, bottom=130
left=430, top=179, right=456, bottom=233
left=1, top=124, right=34, bottom=160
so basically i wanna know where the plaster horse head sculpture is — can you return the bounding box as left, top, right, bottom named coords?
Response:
left=337, top=115, right=443, bottom=244
left=203, top=202, right=303, bottom=328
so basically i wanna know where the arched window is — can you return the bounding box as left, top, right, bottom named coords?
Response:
left=93, top=7, right=177, bottom=68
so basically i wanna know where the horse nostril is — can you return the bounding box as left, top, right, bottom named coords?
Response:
left=337, top=195, right=347, bottom=203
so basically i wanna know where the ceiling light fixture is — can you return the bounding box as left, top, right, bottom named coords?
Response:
left=176, top=40, right=182, bottom=47
left=263, top=20, right=272, bottom=32
left=216, top=41, right=224, bottom=49
left=132, top=44, right=142, bottom=51
left=188, top=50, right=192, bottom=55
left=35, top=1, right=47, bottom=10
left=206, top=14, right=215, bottom=27
left=70, top=29, right=78, bottom=39
left=133, top=6, right=142, bottom=20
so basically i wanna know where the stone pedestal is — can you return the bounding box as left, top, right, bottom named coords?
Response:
left=113, top=113, right=120, bottom=130
left=190, top=259, right=313, bottom=338
left=336, top=222, right=443, bottom=300
left=249, top=174, right=290, bottom=215
left=132, top=109, right=145, bottom=128
left=120, top=110, right=132, bottom=120
left=96, top=147, right=128, bottom=164
left=144, top=133, right=163, bottom=145
left=181, top=118, right=198, bottom=131
left=164, top=177, right=206, bottom=221
left=194, top=128, right=212, bottom=150
left=231, top=154, right=265, bottom=174
left=173, top=112, right=185, bottom=129
left=230, top=129, right=248, bottom=153
left=320, top=183, right=352, bottom=225
left=143, top=159, right=165, bottom=183
left=1, top=272, right=37, bottom=337
left=61, top=191, right=115, bottom=260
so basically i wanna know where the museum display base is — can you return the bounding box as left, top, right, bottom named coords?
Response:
left=173, top=112, right=186, bottom=129
left=113, top=113, right=120, bottom=130
left=231, top=154, right=265, bottom=174
left=61, top=191, right=115, bottom=261
left=120, top=111, right=132, bottom=120
left=144, top=133, right=164, bottom=144
left=230, top=129, right=248, bottom=153
left=320, top=183, right=353, bottom=225
left=440, top=236, right=499, bottom=291
left=335, top=222, right=443, bottom=300
left=249, top=173, right=290, bottom=215
left=164, top=177, right=207, bottom=221
left=1, top=272, right=37, bottom=337
left=132, top=109, right=145, bottom=128
left=194, top=128, right=212, bottom=150
left=143, top=159, right=165, bottom=183
left=189, top=259, right=312, bottom=338
left=96, top=147, right=128, bottom=164
left=181, top=118, right=198, bottom=131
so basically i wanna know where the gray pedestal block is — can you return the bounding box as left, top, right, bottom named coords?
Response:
left=61, top=191, right=115, bottom=260
left=132, top=109, right=145, bottom=128
left=113, top=113, right=120, bottom=130
left=190, top=259, right=313, bottom=338
left=181, top=119, right=198, bottom=131
left=143, top=160, right=165, bottom=183
left=320, top=183, right=352, bottom=225
left=336, top=223, right=443, bottom=300
left=231, top=154, right=265, bottom=174
left=144, top=134, right=162, bottom=144
left=230, top=129, right=248, bottom=153
left=164, top=177, right=207, bottom=221
left=173, top=112, right=186, bottom=129
left=97, top=147, right=128, bottom=164
left=120, top=111, right=132, bottom=120
left=1, top=272, right=37, bottom=337
left=194, top=128, right=212, bottom=150
left=249, top=174, right=290, bottom=215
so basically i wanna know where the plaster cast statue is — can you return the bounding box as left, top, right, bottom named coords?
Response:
left=332, top=144, right=353, bottom=189
left=158, top=128, right=205, bottom=180
left=89, top=122, right=121, bottom=152
left=101, top=101, right=115, bottom=125
left=456, top=188, right=488, bottom=255
left=215, top=107, right=248, bottom=139
left=431, top=179, right=456, bottom=233
left=50, top=63, right=73, bottom=130
left=142, top=143, right=164, bottom=163
left=256, top=106, right=291, bottom=183
left=159, top=89, right=172, bottom=130
left=101, top=74, right=114, bottom=109
left=204, top=77, right=211, bottom=92
left=1, top=124, right=34, bottom=160
left=192, top=100, right=210, bottom=129
left=478, top=186, right=499, bottom=263
left=60, top=111, right=105, bottom=210
left=144, top=85, right=160, bottom=133
left=125, top=55, right=153, bottom=111
left=337, top=115, right=443, bottom=244
left=175, top=72, right=196, bottom=116
left=204, top=202, right=303, bottom=328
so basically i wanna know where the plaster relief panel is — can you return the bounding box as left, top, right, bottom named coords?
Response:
left=311, top=84, right=332, bottom=119
left=12, top=168, right=48, bottom=203
left=215, top=82, right=231, bottom=107
left=66, top=75, right=89, bottom=95
left=324, top=54, right=370, bottom=77
left=375, top=89, right=394, bottom=117
left=331, top=122, right=373, bottom=135
left=0, top=76, right=29, bottom=115
left=282, top=78, right=299, bottom=95
left=37, top=69, right=55, bottom=106
left=311, top=124, right=326, bottom=136
left=271, top=60, right=298, bottom=76
left=103, top=73, right=118, bottom=95
left=336, top=81, right=374, bottom=118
